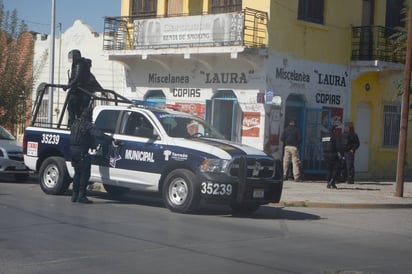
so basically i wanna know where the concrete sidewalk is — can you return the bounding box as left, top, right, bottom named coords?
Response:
left=275, top=179, right=412, bottom=208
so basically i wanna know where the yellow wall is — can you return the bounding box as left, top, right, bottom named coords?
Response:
left=374, top=0, right=387, bottom=26
left=267, top=0, right=365, bottom=65
left=351, top=71, right=412, bottom=178
left=243, top=0, right=269, bottom=11
left=188, top=0, right=203, bottom=14
left=121, top=0, right=129, bottom=16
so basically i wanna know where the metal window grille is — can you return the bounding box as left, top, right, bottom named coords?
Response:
left=211, top=0, right=242, bottom=13
left=298, top=0, right=324, bottom=24
left=132, top=0, right=157, bottom=17
left=383, top=104, right=400, bottom=147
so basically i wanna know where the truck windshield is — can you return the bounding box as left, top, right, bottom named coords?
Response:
left=156, top=114, right=225, bottom=139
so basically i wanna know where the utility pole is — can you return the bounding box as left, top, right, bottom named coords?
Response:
left=395, top=0, right=412, bottom=197
left=48, top=0, right=56, bottom=125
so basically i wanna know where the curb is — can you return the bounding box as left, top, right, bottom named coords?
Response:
left=90, top=183, right=412, bottom=209
left=271, top=201, right=412, bottom=209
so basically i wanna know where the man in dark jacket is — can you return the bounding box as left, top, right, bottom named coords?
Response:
left=281, top=119, right=302, bottom=182
left=66, top=49, right=92, bottom=127
left=341, top=122, right=360, bottom=184
left=84, top=58, right=104, bottom=92
left=70, top=108, right=115, bottom=203
left=321, top=125, right=342, bottom=189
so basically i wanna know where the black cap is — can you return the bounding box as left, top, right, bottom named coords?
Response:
left=68, top=49, right=81, bottom=59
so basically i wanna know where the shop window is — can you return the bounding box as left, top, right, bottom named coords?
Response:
left=298, top=0, right=324, bottom=24
left=132, top=0, right=157, bottom=17
left=383, top=104, right=400, bottom=147
left=210, top=0, right=242, bottom=14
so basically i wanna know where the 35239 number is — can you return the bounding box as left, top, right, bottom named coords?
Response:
left=40, top=134, right=60, bottom=145
left=200, top=182, right=232, bottom=196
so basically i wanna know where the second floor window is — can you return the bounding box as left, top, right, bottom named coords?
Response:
left=132, top=0, right=157, bottom=17
left=298, top=0, right=324, bottom=24
left=211, top=0, right=242, bottom=14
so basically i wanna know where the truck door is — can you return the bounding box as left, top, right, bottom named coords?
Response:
left=108, top=111, right=163, bottom=189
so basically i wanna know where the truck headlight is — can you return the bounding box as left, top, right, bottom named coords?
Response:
left=200, top=159, right=230, bottom=173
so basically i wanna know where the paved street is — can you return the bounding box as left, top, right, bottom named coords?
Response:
left=1, top=178, right=412, bottom=274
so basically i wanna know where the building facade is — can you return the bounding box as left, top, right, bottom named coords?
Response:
left=33, top=0, right=412, bottom=179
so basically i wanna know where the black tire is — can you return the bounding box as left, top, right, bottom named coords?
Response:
left=162, top=169, right=200, bottom=213
left=103, top=184, right=129, bottom=197
left=14, top=173, right=29, bottom=182
left=39, top=156, right=71, bottom=195
left=230, top=202, right=260, bottom=214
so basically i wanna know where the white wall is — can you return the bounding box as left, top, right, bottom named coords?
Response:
left=32, top=20, right=127, bottom=123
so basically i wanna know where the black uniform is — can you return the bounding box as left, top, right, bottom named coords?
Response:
left=321, top=127, right=341, bottom=189
left=67, top=50, right=92, bottom=127
left=84, top=58, right=103, bottom=92
left=69, top=108, right=113, bottom=203
left=341, top=127, right=360, bottom=184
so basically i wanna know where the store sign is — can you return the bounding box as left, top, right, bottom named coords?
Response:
left=171, top=88, right=201, bottom=98
left=133, top=13, right=244, bottom=49
left=173, top=102, right=205, bottom=118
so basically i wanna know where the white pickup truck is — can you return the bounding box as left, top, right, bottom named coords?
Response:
left=23, top=85, right=283, bottom=213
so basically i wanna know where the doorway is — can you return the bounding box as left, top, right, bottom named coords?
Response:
left=144, top=89, right=166, bottom=107
left=284, top=94, right=305, bottom=149
left=355, top=103, right=370, bottom=172
left=206, top=90, right=240, bottom=141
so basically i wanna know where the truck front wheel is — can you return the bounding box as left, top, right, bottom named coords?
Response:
left=39, top=156, right=71, bottom=195
left=162, top=169, right=200, bottom=213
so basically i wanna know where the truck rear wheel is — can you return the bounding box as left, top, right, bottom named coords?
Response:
left=162, top=169, right=200, bottom=213
left=39, top=156, right=71, bottom=195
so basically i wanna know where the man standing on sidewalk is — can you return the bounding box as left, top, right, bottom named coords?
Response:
left=321, top=125, right=341, bottom=189
left=341, top=122, right=360, bottom=184
left=281, top=119, right=303, bottom=182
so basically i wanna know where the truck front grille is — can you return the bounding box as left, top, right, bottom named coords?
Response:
left=7, top=151, right=24, bottom=162
left=229, top=157, right=275, bottom=179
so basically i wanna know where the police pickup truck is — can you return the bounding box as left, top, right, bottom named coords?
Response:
left=23, top=85, right=283, bottom=213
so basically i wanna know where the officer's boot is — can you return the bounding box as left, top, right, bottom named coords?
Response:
left=78, top=186, right=93, bottom=204
left=347, top=174, right=354, bottom=184
left=327, top=179, right=338, bottom=189
left=71, top=191, right=79, bottom=203
left=71, top=184, right=79, bottom=203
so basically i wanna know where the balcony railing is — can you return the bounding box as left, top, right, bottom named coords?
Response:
left=351, top=26, right=405, bottom=64
left=103, top=8, right=267, bottom=52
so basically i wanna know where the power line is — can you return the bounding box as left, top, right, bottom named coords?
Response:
left=22, top=19, right=50, bottom=27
